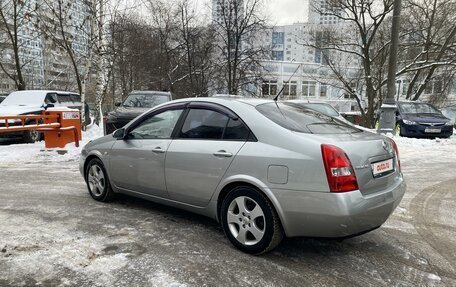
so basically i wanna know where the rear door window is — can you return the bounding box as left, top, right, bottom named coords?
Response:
left=224, top=118, right=250, bottom=140
left=179, top=109, right=229, bottom=140
left=256, top=102, right=361, bottom=134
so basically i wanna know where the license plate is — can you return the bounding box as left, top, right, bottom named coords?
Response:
left=425, top=128, right=441, bottom=133
left=371, top=158, right=394, bottom=177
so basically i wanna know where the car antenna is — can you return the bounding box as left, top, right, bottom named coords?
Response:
left=273, top=62, right=301, bottom=102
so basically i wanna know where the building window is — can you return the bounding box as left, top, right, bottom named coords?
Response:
left=302, top=81, right=316, bottom=97
left=320, top=84, right=327, bottom=97
left=272, top=51, right=284, bottom=61
left=272, top=32, right=284, bottom=44
left=283, top=81, right=297, bottom=99
left=262, top=80, right=278, bottom=97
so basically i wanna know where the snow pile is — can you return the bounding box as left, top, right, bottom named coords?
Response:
left=388, top=131, right=456, bottom=157
left=0, top=122, right=104, bottom=164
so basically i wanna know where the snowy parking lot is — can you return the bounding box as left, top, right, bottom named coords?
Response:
left=0, top=125, right=455, bottom=286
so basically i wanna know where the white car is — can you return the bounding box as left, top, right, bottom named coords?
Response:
left=0, top=90, right=90, bottom=142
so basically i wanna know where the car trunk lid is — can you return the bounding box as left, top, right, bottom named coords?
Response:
left=305, top=131, right=400, bottom=196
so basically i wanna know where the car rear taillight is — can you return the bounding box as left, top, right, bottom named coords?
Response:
left=390, top=138, right=401, bottom=173
left=321, top=144, right=359, bottom=193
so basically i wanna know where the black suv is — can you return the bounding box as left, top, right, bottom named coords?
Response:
left=104, top=91, right=172, bottom=135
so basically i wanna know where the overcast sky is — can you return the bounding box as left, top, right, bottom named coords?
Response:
left=117, top=0, right=310, bottom=26
left=266, top=0, right=309, bottom=25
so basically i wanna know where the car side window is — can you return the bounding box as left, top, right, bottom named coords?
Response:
left=224, top=118, right=250, bottom=140
left=179, top=109, right=229, bottom=140
left=45, top=93, right=58, bottom=104
left=128, top=109, right=183, bottom=139
left=58, top=94, right=73, bottom=103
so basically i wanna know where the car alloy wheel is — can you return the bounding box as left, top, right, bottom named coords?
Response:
left=221, top=186, right=283, bottom=254
left=227, top=196, right=266, bottom=246
left=395, top=123, right=401, bottom=136
left=85, top=158, right=114, bottom=202
left=88, top=164, right=106, bottom=197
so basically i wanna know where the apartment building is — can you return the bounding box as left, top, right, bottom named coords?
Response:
left=0, top=0, right=92, bottom=95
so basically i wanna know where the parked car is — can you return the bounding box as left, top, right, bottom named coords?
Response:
left=394, top=101, right=453, bottom=138
left=441, top=106, right=456, bottom=129
left=0, top=95, right=6, bottom=104
left=0, top=90, right=91, bottom=143
left=104, top=91, right=172, bottom=135
left=286, top=100, right=353, bottom=125
left=81, top=97, right=406, bottom=254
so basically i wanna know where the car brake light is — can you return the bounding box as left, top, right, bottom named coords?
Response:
left=321, top=144, right=359, bottom=192
left=390, top=138, right=401, bottom=173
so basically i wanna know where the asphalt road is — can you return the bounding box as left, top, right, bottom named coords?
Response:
left=0, top=154, right=455, bottom=286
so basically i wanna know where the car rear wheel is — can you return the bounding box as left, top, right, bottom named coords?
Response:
left=220, top=186, right=283, bottom=254
left=85, top=158, right=114, bottom=202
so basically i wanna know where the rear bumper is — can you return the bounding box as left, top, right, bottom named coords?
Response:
left=274, top=178, right=406, bottom=238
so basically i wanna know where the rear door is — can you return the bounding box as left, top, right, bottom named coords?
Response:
left=165, top=103, right=251, bottom=207
left=109, top=106, right=185, bottom=198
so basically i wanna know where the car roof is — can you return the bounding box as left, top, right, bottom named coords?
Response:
left=129, top=90, right=172, bottom=95
left=171, top=96, right=275, bottom=107
left=9, top=90, right=79, bottom=96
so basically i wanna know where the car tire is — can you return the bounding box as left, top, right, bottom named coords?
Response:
left=220, top=186, right=283, bottom=254
left=394, top=123, right=402, bottom=136
left=22, top=120, right=43, bottom=143
left=85, top=158, right=115, bottom=202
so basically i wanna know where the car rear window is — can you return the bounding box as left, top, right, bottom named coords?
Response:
left=298, top=103, right=340, bottom=117
left=256, top=102, right=361, bottom=134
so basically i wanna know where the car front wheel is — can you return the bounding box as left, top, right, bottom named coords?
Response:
left=221, top=186, right=283, bottom=254
left=85, top=158, right=114, bottom=202
left=395, top=123, right=402, bottom=136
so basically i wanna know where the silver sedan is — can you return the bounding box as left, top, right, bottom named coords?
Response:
left=80, top=97, right=406, bottom=254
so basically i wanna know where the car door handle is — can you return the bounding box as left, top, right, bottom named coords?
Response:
left=152, top=147, right=166, bottom=153
left=213, top=150, right=233, bottom=157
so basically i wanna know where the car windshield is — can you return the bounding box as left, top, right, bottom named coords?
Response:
left=0, top=92, right=45, bottom=106
left=256, top=102, right=361, bottom=134
left=399, top=102, right=441, bottom=115
left=296, top=103, right=340, bottom=117
left=123, top=93, right=170, bottom=108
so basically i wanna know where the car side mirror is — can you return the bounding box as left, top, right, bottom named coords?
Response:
left=114, top=102, right=122, bottom=107
left=112, top=128, right=126, bottom=139
left=44, top=103, right=55, bottom=110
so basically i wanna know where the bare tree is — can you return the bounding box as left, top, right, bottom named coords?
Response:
left=175, top=0, right=216, bottom=97
left=0, top=0, right=40, bottom=90
left=38, top=0, right=96, bottom=128
left=399, top=0, right=456, bottom=101
left=307, top=0, right=395, bottom=127
left=212, top=0, right=269, bottom=95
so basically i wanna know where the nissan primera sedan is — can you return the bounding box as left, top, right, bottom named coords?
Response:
left=80, top=97, right=406, bottom=254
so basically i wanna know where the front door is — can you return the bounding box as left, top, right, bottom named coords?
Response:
left=109, top=108, right=184, bottom=198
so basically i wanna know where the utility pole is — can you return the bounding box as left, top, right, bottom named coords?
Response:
left=378, top=0, right=402, bottom=134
